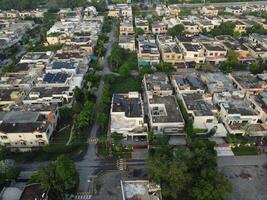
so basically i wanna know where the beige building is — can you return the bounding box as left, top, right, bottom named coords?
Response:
left=201, top=6, right=219, bottom=16
left=0, top=111, right=58, bottom=151
left=157, top=35, right=183, bottom=64
left=182, top=21, right=200, bottom=34
left=135, top=18, right=150, bottom=33
left=202, top=43, right=227, bottom=64
left=120, top=20, right=134, bottom=35
left=119, top=35, right=135, bottom=51
left=151, top=21, right=167, bottom=34
left=234, top=21, right=247, bottom=33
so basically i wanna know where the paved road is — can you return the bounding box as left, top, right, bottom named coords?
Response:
left=218, top=155, right=267, bottom=167
left=76, top=22, right=115, bottom=192
left=178, top=0, right=267, bottom=7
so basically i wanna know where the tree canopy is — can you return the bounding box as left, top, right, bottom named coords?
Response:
left=147, top=139, right=232, bottom=200
left=167, top=24, right=184, bottom=37
left=30, top=155, right=79, bottom=200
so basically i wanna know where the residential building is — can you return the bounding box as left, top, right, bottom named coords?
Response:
left=167, top=4, right=180, bottom=17
left=120, top=19, right=134, bottom=35
left=135, top=18, right=149, bottom=33
left=20, top=52, right=53, bottom=64
left=46, top=61, right=80, bottom=75
left=147, top=95, right=185, bottom=135
left=200, top=72, right=236, bottom=94
left=201, top=6, right=219, bottom=16
left=142, top=73, right=185, bottom=136
left=137, top=35, right=160, bottom=65
left=182, top=21, right=200, bottom=34
left=151, top=21, right=167, bottom=35
left=143, top=73, right=173, bottom=97
left=247, top=92, right=267, bottom=123
left=0, top=111, right=57, bottom=150
left=229, top=72, right=267, bottom=94
left=219, top=98, right=261, bottom=135
left=249, top=33, right=267, bottom=49
left=234, top=21, right=247, bottom=33
left=225, top=6, right=243, bottom=15
left=216, top=35, right=250, bottom=60
left=107, top=4, right=132, bottom=18
left=177, top=41, right=205, bottom=63
left=180, top=93, right=217, bottom=129
left=157, top=35, right=183, bottom=64
left=119, top=35, right=135, bottom=51
left=155, top=5, right=169, bottom=16
left=121, top=180, right=162, bottom=200
left=0, top=88, right=27, bottom=106
left=110, top=92, right=147, bottom=147
left=202, top=43, right=227, bottom=64
left=23, top=86, right=73, bottom=105
left=171, top=71, right=205, bottom=95
left=196, top=20, right=215, bottom=32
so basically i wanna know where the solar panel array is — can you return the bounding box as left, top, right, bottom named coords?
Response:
left=43, top=73, right=69, bottom=83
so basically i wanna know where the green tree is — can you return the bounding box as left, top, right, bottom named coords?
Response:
left=247, top=23, right=267, bottom=35
left=97, top=112, right=108, bottom=130
left=119, top=63, right=131, bottom=77
left=147, top=146, right=192, bottom=199
left=134, top=27, right=145, bottom=36
left=167, top=24, right=184, bottom=37
left=30, top=155, right=79, bottom=199
left=249, top=62, right=264, bottom=74
left=155, top=62, right=175, bottom=74
left=73, top=86, right=84, bottom=103
left=110, top=43, right=125, bottom=71
left=55, top=155, right=79, bottom=194
left=210, top=21, right=236, bottom=36
left=75, top=101, right=94, bottom=130
left=191, top=170, right=232, bottom=200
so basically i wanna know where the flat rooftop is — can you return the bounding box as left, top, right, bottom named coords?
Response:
left=119, top=35, right=135, bottom=43
left=121, top=180, right=161, bottom=200
left=201, top=72, right=236, bottom=93
left=221, top=100, right=257, bottom=116
left=182, top=93, right=214, bottom=116
left=43, top=72, right=70, bottom=84
left=144, top=73, right=172, bottom=92
left=51, top=61, right=79, bottom=69
left=203, top=43, right=226, bottom=51
left=0, top=121, right=48, bottom=133
left=172, top=74, right=205, bottom=90
left=54, top=52, right=84, bottom=59
left=149, top=95, right=184, bottom=123
left=183, top=43, right=201, bottom=52
left=112, top=92, right=143, bottom=118
left=26, top=86, right=70, bottom=99
left=231, top=72, right=267, bottom=89
left=21, top=52, right=52, bottom=61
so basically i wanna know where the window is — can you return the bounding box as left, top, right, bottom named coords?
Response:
left=0, top=136, right=7, bottom=140
left=36, top=135, right=43, bottom=138
left=206, top=119, right=213, bottom=123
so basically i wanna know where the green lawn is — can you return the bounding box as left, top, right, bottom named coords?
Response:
left=112, top=76, right=142, bottom=93
left=232, top=146, right=259, bottom=156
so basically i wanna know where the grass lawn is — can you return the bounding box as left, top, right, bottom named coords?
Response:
left=232, top=146, right=260, bottom=156
left=111, top=76, right=142, bottom=93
